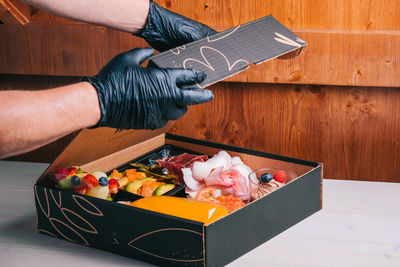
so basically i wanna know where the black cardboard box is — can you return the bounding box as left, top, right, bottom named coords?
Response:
left=35, top=130, right=322, bottom=267
left=34, top=16, right=319, bottom=266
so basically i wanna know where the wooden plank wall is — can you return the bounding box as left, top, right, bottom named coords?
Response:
left=170, top=82, right=400, bottom=182
left=0, top=0, right=399, bottom=86
left=0, top=0, right=399, bottom=182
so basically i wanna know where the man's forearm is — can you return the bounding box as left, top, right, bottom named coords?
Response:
left=0, top=82, right=101, bottom=159
left=21, top=0, right=149, bottom=33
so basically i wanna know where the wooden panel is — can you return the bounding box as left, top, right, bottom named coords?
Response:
left=226, top=29, right=400, bottom=87
left=1, top=0, right=399, bottom=86
left=18, top=0, right=400, bottom=30
left=0, top=24, right=398, bottom=87
left=157, top=0, right=400, bottom=30
left=0, top=24, right=147, bottom=76
left=0, top=0, right=399, bottom=86
left=0, top=0, right=32, bottom=24
left=158, top=0, right=400, bottom=89
left=169, top=82, right=400, bottom=182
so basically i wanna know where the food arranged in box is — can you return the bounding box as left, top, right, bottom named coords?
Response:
left=51, top=146, right=298, bottom=224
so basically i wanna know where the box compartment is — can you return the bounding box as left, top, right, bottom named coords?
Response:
left=35, top=133, right=321, bottom=267
left=110, top=144, right=207, bottom=200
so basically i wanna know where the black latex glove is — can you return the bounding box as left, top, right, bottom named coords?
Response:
left=82, top=48, right=213, bottom=130
left=134, top=0, right=217, bottom=51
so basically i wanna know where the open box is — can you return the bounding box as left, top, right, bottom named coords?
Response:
left=34, top=15, right=318, bottom=266
left=34, top=126, right=322, bottom=267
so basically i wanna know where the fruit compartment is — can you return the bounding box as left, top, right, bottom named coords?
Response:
left=110, top=144, right=205, bottom=201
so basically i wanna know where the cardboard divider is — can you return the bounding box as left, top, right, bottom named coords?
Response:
left=80, top=134, right=165, bottom=173
left=37, top=122, right=173, bottom=185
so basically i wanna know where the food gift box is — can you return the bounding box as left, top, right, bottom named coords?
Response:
left=34, top=15, right=321, bottom=267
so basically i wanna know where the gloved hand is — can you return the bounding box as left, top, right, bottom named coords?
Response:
left=82, top=48, right=213, bottom=130
left=134, top=0, right=217, bottom=51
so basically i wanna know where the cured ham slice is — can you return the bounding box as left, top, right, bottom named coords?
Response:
left=157, top=153, right=208, bottom=184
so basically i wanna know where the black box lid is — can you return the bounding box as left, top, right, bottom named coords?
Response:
left=150, top=15, right=307, bottom=87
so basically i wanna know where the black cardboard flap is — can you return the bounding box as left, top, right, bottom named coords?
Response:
left=150, top=15, right=307, bottom=87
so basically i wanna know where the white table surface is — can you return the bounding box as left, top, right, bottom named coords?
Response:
left=0, top=160, right=399, bottom=267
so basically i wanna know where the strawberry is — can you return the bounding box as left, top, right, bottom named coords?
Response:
left=74, top=183, right=88, bottom=195
left=108, top=178, right=120, bottom=187
left=273, top=170, right=287, bottom=183
left=68, top=167, right=77, bottom=176
left=54, top=168, right=68, bottom=181
left=108, top=179, right=120, bottom=194
left=108, top=184, right=119, bottom=194
left=82, top=174, right=99, bottom=188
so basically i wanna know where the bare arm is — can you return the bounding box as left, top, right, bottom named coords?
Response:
left=0, top=82, right=100, bottom=159
left=21, top=0, right=149, bottom=33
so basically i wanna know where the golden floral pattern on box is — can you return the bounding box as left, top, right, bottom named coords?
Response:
left=35, top=185, right=205, bottom=265
left=35, top=186, right=102, bottom=246
left=128, top=228, right=204, bottom=263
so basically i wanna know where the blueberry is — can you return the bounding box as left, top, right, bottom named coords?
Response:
left=99, top=177, right=109, bottom=186
left=162, top=168, right=169, bottom=175
left=71, top=175, right=81, bottom=186
left=260, top=173, right=273, bottom=183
